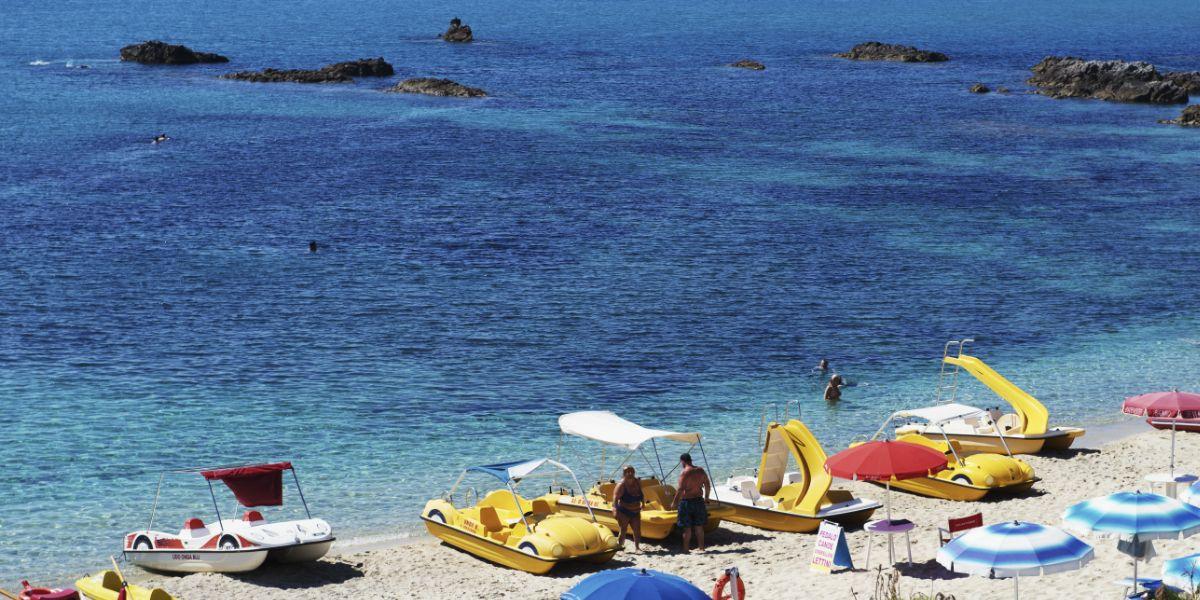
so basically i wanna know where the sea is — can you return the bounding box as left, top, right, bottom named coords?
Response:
left=1, top=0, right=1199, bottom=584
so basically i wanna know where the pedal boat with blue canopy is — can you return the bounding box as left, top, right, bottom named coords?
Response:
left=421, top=458, right=619, bottom=574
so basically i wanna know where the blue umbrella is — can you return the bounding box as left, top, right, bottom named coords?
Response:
left=1063, top=491, right=1200, bottom=586
left=562, top=568, right=709, bottom=600
left=1163, top=553, right=1200, bottom=593
left=936, top=521, right=1093, bottom=599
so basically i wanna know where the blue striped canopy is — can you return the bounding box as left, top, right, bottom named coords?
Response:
left=936, top=521, right=1094, bottom=577
left=1063, top=491, right=1200, bottom=541
left=562, top=568, right=709, bottom=600
left=1163, top=553, right=1200, bottom=592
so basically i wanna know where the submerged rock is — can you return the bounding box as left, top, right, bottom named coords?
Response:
left=387, top=77, right=487, bottom=98
left=1159, top=105, right=1200, bottom=127
left=995, top=86, right=1011, bottom=94
left=730, top=59, right=765, bottom=71
left=834, top=42, right=949, bottom=63
left=120, top=40, right=228, bottom=65
left=441, top=18, right=473, bottom=42
left=969, top=83, right=990, bottom=94
left=222, top=58, right=394, bottom=84
left=1027, top=56, right=1187, bottom=104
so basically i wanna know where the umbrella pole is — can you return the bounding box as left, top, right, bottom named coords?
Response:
left=886, top=480, right=892, bottom=522
left=1133, top=534, right=1138, bottom=591
left=1014, top=574, right=1018, bottom=600
left=1171, top=420, right=1177, bottom=479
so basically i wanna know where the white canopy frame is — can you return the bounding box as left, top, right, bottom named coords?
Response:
left=556, top=411, right=720, bottom=500
left=871, top=403, right=1015, bottom=464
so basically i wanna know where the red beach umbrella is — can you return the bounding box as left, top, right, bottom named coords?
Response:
left=1123, top=390, right=1200, bottom=477
left=826, top=440, right=948, bottom=521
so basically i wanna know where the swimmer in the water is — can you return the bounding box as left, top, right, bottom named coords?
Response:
left=309, top=240, right=318, bottom=253
left=824, top=374, right=844, bottom=402
left=815, top=358, right=829, bottom=373
left=152, top=133, right=170, bottom=144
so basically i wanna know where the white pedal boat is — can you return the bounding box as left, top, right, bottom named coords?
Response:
left=123, top=461, right=335, bottom=573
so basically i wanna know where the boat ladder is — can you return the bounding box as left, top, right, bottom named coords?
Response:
left=935, top=338, right=973, bottom=404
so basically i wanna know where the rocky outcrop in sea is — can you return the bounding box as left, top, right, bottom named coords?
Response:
left=1160, top=105, right=1200, bottom=127
left=120, top=40, right=228, bottom=65
left=730, top=59, right=765, bottom=70
left=1164, top=71, right=1200, bottom=94
left=387, top=78, right=487, bottom=97
left=834, top=42, right=949, bottom=63
left=1027, top=56, right=1188, bottom=104
left=441, top=18, right=473, bottom=42
left=221, top=58, right=394, bottom=84
left=969, top=83, right=990, bottom=94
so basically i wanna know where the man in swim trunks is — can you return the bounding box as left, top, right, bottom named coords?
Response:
left=669, top=452, right=711, bottom=553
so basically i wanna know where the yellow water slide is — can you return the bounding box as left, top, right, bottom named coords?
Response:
left=943, top=354, right=1048, bottom=435
left=755, top=420, right=834, bottom=515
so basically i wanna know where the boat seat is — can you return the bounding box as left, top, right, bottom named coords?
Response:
left=997, top=413, right=1021, bottom=433
left=243, top=510, right=266, bottom=524
left=478, top=506, right=504, bottom=533
left=740, top=485, right=761, bottom=501
left=181, top=518, right=210, bottom=539
left=784, top=471, right=804, bottom=485
left=530, top=499, right=552, bottom=516
left=102, top=571, right=122, bottom=591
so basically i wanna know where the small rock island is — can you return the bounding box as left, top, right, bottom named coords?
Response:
left=222, top=58, right=394, bottom=84
left=1027, top=57, right=1188, bottom=104
left=120, top=40, right=228, bottom=65
left=835, top=42, right=949, bottom=63
left=441, top=18, right=473, bottom=42
left=1160, top=105, right=1200, bottom=127
left=387, top=78, right=487, bottom=98
left=730, top=59, right=765, bottom=71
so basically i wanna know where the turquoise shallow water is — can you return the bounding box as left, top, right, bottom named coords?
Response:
left=2, top=0, right=1200, bottom=584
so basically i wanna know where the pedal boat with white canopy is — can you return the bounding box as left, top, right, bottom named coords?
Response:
left=858, top=404, right=1040, bottom=502
left=541, top=411, right=734, bottom=540
left=714, top=418, right=881, bottom=532
left=421, top=458, right=619, bottom=574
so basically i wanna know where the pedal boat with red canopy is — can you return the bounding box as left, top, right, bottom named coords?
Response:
left=123, top=461, right=334, bottom=573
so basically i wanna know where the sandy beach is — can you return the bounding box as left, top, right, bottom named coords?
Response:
left=132, top=422, right=1200, bottom=599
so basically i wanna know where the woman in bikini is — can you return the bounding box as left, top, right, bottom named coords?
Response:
left=611, top=465, right=643, bottom=551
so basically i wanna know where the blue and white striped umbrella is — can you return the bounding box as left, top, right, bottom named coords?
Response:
left=1163, top=553, right=1200, bottom=593
left=1063, top=491, right=1200, bottom=541
left=937, top=521, right=1094, bottom=577
left=1063, top=491, right=1200, bottom=588
left=936, top=521, right=1092, bottom=599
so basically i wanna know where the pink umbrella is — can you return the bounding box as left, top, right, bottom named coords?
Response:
left=1123, top=390, right=1200, bottom=477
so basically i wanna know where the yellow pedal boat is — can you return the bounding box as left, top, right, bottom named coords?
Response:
left=713, top=419, right=881, bottom=532
left=544, top=411, right=734, bottom=539
left=74, top=571, right=173, bottom=600
left=421, top=458, right=618, bottom=574
left=901, top=339, right=1084, bottom=455
left=859, top=404, right=1039, bottom=501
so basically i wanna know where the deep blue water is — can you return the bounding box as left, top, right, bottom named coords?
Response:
left=2, top=0, right=1200, bottom=584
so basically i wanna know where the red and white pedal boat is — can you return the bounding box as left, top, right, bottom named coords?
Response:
left=123, top=461, right=335, bottom=573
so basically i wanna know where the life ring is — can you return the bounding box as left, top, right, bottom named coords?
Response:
left=711, top=571, right=746, bottom=600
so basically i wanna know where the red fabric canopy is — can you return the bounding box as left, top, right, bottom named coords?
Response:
left=1123, top=391, right=1200, bottom=420
left=200, top=462, right=292, bottom=507
left=825, top=440, right=947, bottom=482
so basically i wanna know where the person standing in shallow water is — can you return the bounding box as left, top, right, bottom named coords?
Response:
left=816, top=358, right=829, bottom=373
left=669, top=453, right=711, bottom=553
left=824, top=374, right=844, bottom=402
left=610, top=465, right=643, bottom=552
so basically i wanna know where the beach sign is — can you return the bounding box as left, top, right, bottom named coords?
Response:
left=810, top=520, right=854, bottom=573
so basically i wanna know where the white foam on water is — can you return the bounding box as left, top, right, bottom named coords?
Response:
left=29, top=60, right=51, bottom=66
